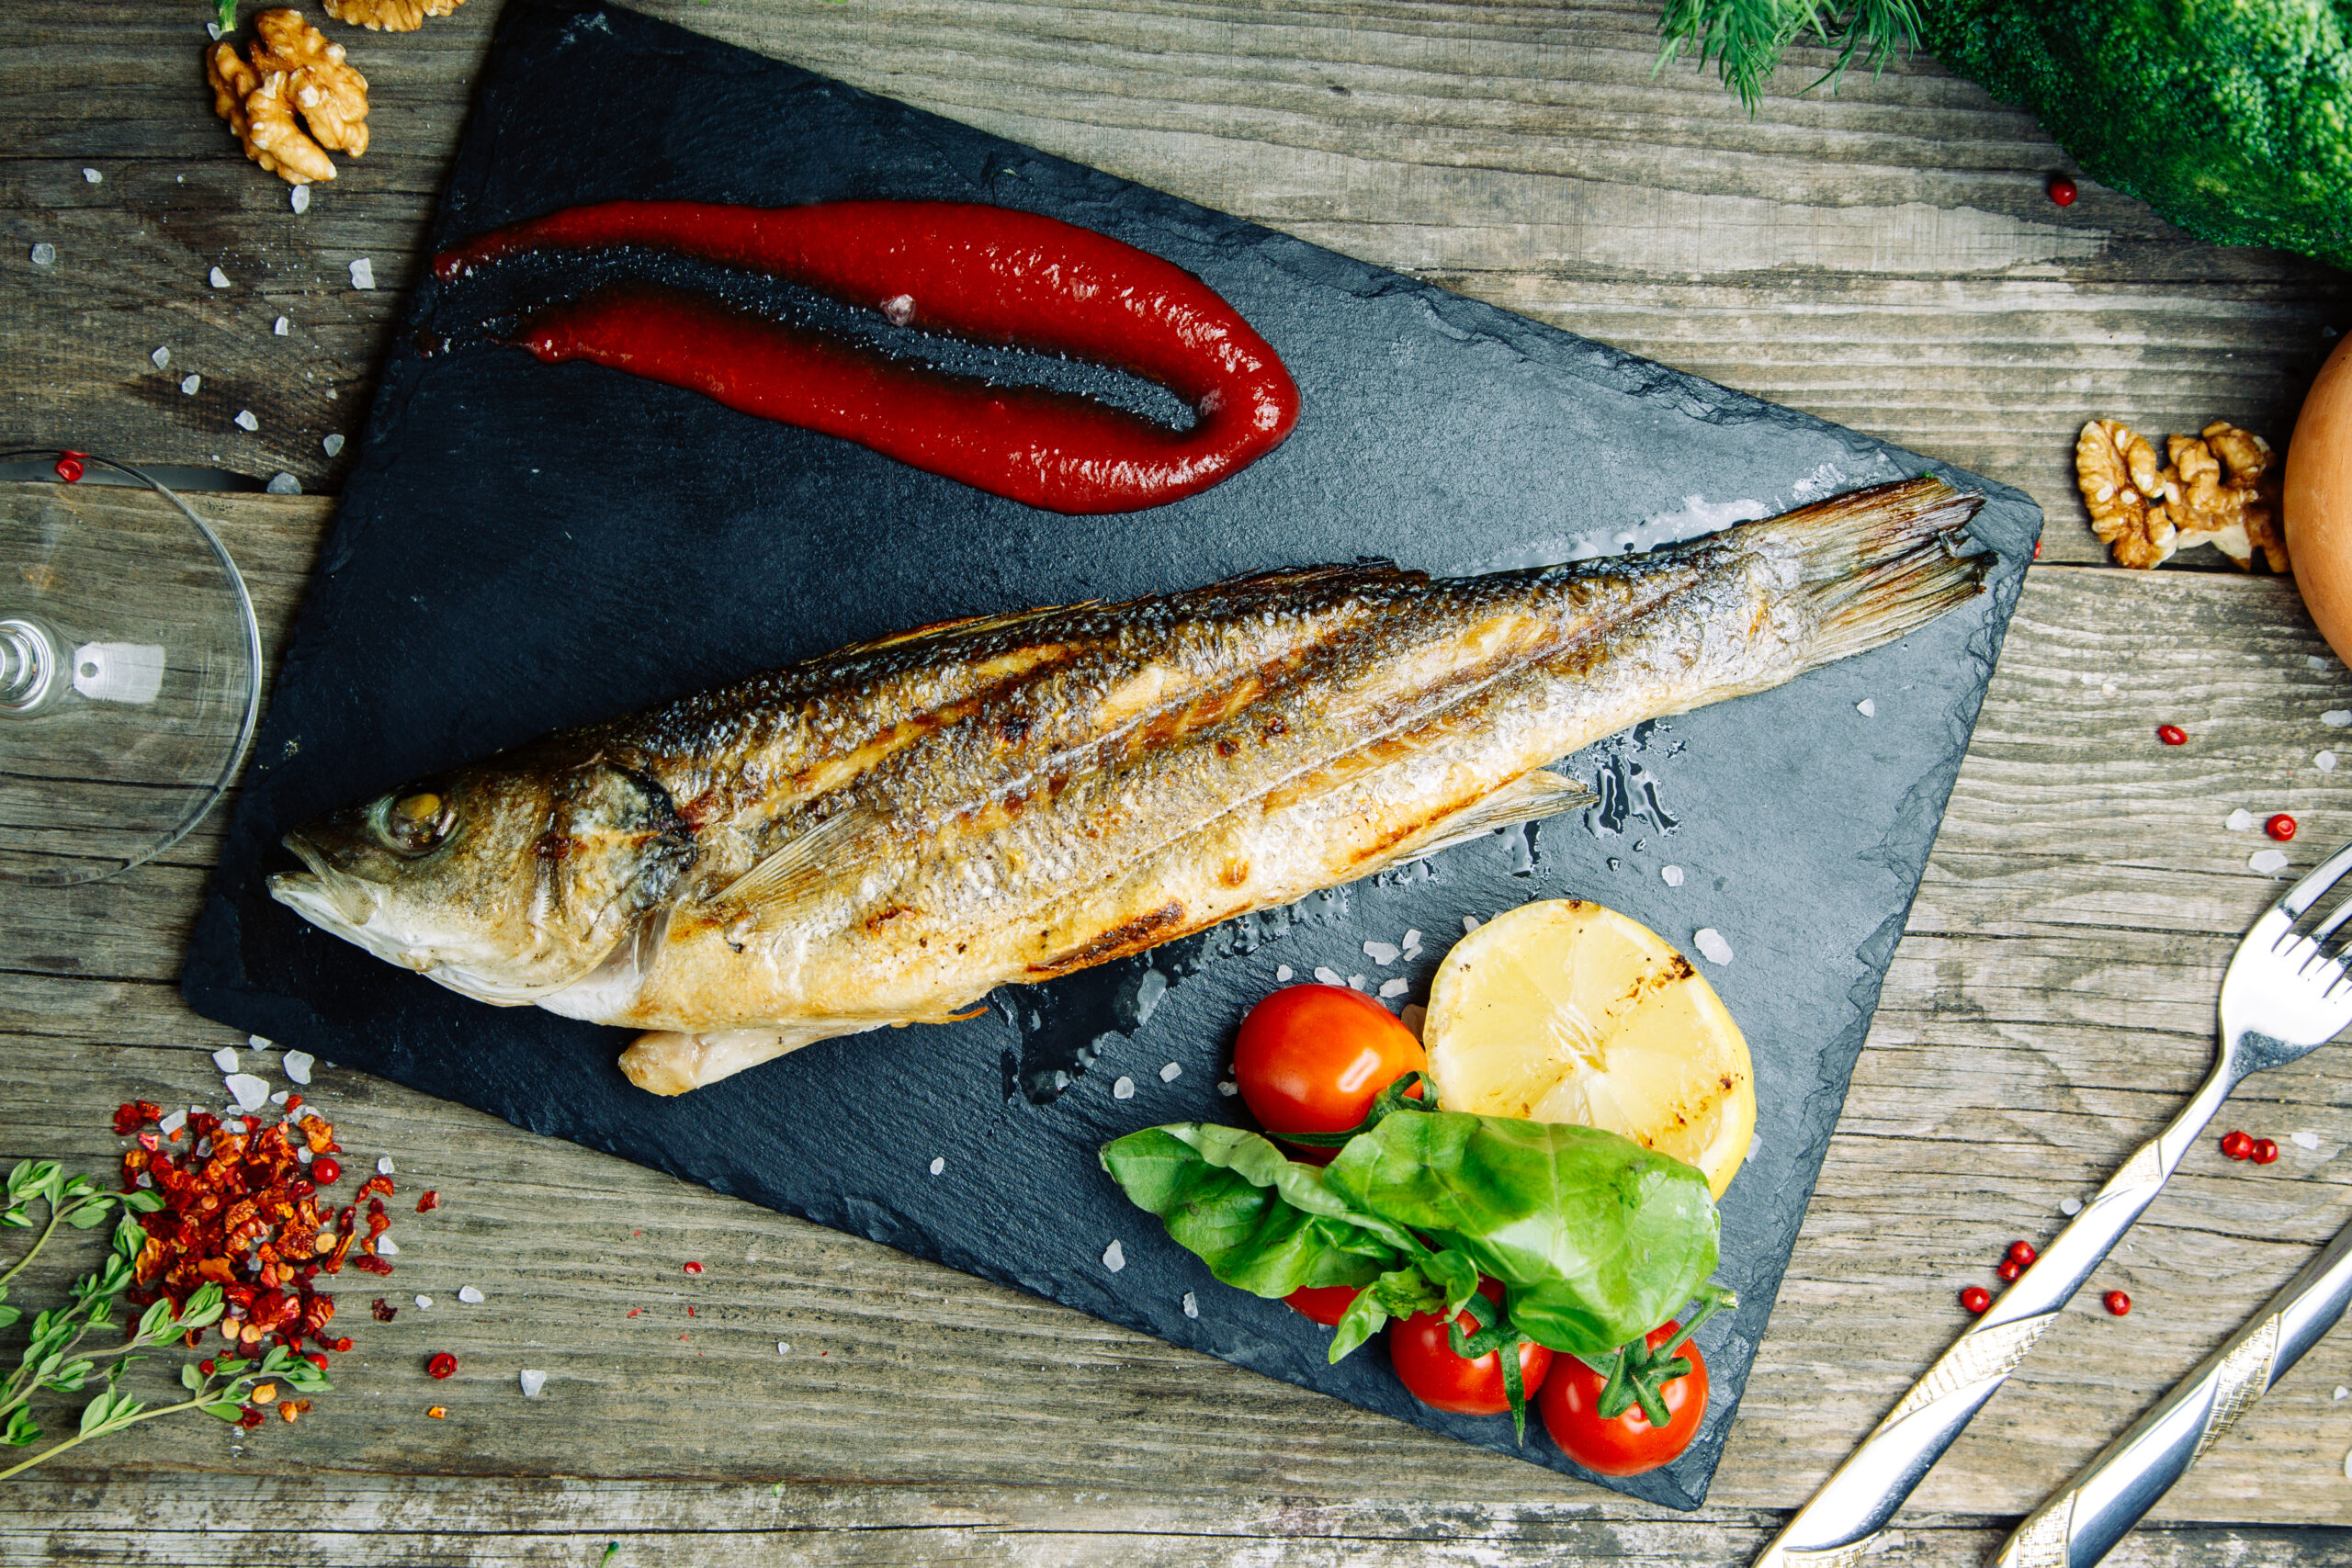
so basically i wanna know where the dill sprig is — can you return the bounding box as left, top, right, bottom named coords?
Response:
left=1654, top=0, right=1923, bottom=114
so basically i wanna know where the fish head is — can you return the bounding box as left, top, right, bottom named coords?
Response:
left=267, top=752, right=694, bottom=1006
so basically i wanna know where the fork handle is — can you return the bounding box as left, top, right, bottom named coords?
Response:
left=1750, top=1067, right=2234, bottom=1568
left=1987, top=1214, right=2352, bottom=1568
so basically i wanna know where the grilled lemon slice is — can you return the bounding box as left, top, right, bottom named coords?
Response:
left=1422, top=899, right=1755, bottom=1199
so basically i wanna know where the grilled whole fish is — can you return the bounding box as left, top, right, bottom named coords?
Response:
left=269, top=477, right=1988, bottom=1095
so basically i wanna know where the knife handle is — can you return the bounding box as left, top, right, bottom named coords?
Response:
left=1750, top=1069, right=2232, bottom=1568
left=1991, top=1219, right=2352, bottom=1568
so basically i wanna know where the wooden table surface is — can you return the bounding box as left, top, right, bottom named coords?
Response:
left=8, top=1, right=2352, bottom=1562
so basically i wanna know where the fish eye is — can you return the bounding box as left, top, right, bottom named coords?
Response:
left=377, top=789, right=455, bottom=855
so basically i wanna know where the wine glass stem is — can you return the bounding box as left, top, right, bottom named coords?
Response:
left=0, top=616, right=62, bottom=716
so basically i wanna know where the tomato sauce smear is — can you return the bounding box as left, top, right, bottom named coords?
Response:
left=432, top=200, right=1302, bottom=515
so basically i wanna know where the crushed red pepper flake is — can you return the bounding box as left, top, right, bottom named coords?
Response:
left=371, top=1298, right=399, bottom=1323
left=415, top=1190, right=440, bottom=1213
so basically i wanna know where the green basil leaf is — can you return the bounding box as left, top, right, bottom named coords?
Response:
left=1100, top=1126, right=1398, bottom=1298
left=1326, top=1111, right=1718, bottom=1357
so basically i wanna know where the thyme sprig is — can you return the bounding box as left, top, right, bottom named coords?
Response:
left=0, top=1157, right=332, bottom=1481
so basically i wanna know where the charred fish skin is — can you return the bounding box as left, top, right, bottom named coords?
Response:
left=268, top=477, right=1988, bottom=1095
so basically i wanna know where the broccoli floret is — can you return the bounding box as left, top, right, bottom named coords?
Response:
left=1920, top=2, right=2352, bottom=266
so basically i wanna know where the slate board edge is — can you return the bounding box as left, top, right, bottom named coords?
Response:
left=179, top=0, right=2044, bottom=1514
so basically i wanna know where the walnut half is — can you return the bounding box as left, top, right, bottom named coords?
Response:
left=2074, top=417, right=2285, bottom=572
left=203, top=10, right=370, bottom=186
left=321, top=0, right=465, bottom=33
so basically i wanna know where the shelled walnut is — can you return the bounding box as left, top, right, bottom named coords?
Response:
left=321, top=0, right=465, bottom=32
left=2075, top=417, right=2285, bottom=571
left=204, top=10, right=369, bottom=186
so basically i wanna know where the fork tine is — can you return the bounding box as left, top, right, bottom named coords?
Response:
left=2279, top=840, right=2352, bottom=920
left=2315, top=893, right=2352, bottom=948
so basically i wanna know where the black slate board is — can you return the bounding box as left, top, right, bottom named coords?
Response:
left=181, top=0, right=2039, bottom=1510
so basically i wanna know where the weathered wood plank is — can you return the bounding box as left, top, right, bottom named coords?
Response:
left=3, top=1, right=2340, bottom=563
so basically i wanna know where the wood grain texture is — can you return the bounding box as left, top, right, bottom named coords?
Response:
left=8, top=496, right=2352, bottom=1560
left=2, top=0, right=2344, bottom=565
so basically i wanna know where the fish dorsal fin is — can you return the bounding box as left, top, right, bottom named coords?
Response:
left=710, top=806, right=878, bottom=931
left=1411, top=770, right=1593, bottom=860
left=827, top=601, right=1093, bottom=660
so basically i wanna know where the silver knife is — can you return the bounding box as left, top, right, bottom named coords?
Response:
left=1990, top=1215, right=2352, bottom=1568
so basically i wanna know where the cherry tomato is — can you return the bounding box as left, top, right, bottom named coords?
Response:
left=1538, top=1321, right=1708, bottom=1477
left=1233, top=985, right=1424, bottom=1142
left=1387, top=1279, right=1553, bottom=1417
left=1285, top=1284, right=1361, bottom=1326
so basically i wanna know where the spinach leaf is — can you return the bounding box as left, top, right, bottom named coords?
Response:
left=1098, top=1125, right=1401, bottom=1298
left=1324, top=1111, right=1718, bottom=1358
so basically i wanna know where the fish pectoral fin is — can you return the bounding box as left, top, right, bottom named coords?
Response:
left=709, top=806, right=880, bottom=931
left=618, top=1019, right=888, bottom=1095
left=1410, top=769, right=1594, bottom=860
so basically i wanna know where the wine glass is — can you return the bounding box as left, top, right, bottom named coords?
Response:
left=0, top=449, right=263, bottom=886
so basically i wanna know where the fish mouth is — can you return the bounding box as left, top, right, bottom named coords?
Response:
left=267, top=830, right=580, bottom=1007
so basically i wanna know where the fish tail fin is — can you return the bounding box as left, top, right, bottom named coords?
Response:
left=1758, top=476, right=1992, bottom=672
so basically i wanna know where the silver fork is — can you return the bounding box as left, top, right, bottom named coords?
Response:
left=1752, top=842, right=2352, bottom=1568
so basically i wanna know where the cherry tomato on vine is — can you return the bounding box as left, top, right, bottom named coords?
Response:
left=1233, top=985, right=1424, bottom=1144
left=1284, top=1284, right=1361, bottom=1326
left=1538, top=1321, right=1708, bottom=1477
left=1387, top=1279, right=1553, bottom=1417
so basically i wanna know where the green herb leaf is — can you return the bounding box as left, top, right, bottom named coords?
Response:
left=1323, top=1112, right=1718, bottom=1358
left=78, top=1392, right=113, bottom=1436
left=212, top=1357, right=249, bottom=1377
left=181, top=1362, right=205, bottom=1393
left=3, top=1408, right=39, bottom=1447
left=200, top=1401, right=243, bottom=1423
left=0, top=1306, right=17, bottom=1331
left=259, top=1344, right=291, bottom=1373
left=48, top=1359, right=94, bottom=1393
left=1099, top=1126, right=1401, bottom=1298
left=122, top=1190, right=164, bottom=1214
left=135, top=1299, right=178, bottom=1341
left=62, top=1201, right=112, bottom=1230
left=0, top=1208, right=32, bottom=1230
left=217, top=1, right=237, bottom=36
left=178, top=1284, right=225, bottom=1330
left=4, top=1161, right=31, bottom=1201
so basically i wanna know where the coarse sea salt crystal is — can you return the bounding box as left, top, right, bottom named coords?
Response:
left=348, top=257, right=375, bottom=290
left=83, top=168, right=101, bottom=183
left=209, top=265, right=230, bottom=288
left=378, top=1156, right=395, bottom=1176
left=519, top=1370, right=547, bottom=1398
left=1102, top=1240, right=1125, bottom=1273
left=269, top=1090, right=288, bottom=1106
left=2324, top=751, right=2341, bottom=773
left=233, top=410, right=258, bottom=432
left=158, top=1109, right=187, bottom=1136
left=266, top=473, right=300, bottom=495
left=1346, top=975, right=1366, bottom=990
left=1274, top=964, right=1293, bottom=983
left=283, top=1051, right=313, bottom=1085
left=273, top=316, right=288, bottom=336
left=217, top=1118, right=245, bottom=1135
left=179, top=373, right=200, bottom=395
left=1363, top=940, right=1401, bottom=965
left=1662, top=865, right=1685, bottom=887
left=1314, top=966, right=1342, bottom=986
left=297, top=1147, right=313, bottom=1165
left=2337, top=1386, right=2349, bottom=1400
left=2227, top=808, right=2256, bottom=831
left=151, top=345, right=170, bottom=369
left=1857, top=698, right=1875, bottom=717
left=1462, top=915, right=1482, bottom=934
left=1402, top=929, right=1422, bottom=953
left=322, top=434, right=345, bottom=457
left=374, top=1236, right=400, bottom=1257
left=1216, top=1081, right=1238, bottom=1098
left=1693, top=928, right=1734, bottom=964
left=2252, top=848, right=2291, bottom=875
left=2293, top=1131, right=2323, bottom=1150
left=1182, top=1292, right=1199, bottom=1319
left=458, top=1285, right=485, bottom=1303
left=2061, top=1197, right=2084, bottom=1215
left=1112, top=1077, right=1136, bottom=1100
left=2315, top=656, right=2333, bottom=671
left=1378, top=978, right=1409, bottom=999
left=1159, top=1062, right=1182, bottom=1083
left=2328, top=711, right=2352, bottom=728
left=928, top=1156, right=945, bottom=1175
left=290, top=184, right=310, bottom=215
left=415, top=1295, right=433, bottom=1309
left=212, top=1046, right=240, bottom=1073
left=777, top=1342, right=791, bottom=1356
left=28, top=243, right=54, bottom=266
left=224, top=1073, right=269, bottom=1111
